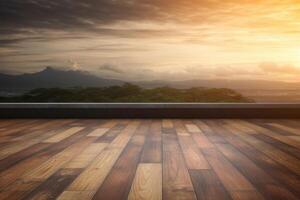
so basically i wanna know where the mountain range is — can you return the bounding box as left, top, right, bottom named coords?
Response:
left=0, top=67, right=123, bottom=93
left=1, top=67, right=300, bottom=94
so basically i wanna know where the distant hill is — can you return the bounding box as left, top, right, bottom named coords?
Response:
left=137, top=79, right=300, bottom=90
left=0, top=83, right=253, bottom=103
left=1, top=67, right=300, bottom=95
left=0, top=67, right=123, bottom=93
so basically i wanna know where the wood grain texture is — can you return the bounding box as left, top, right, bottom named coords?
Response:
left=23, top=137, right=95, bottom=181
left=162, top=120, right=173, bottom=129
left=1, top=119, right=300, bottom=200
left=230, top=191, right=265, bottom=200
left=268, top=123, right=300, bottom=136
left=185, top=124, right=201, bottom=133
left=65, top=120, right=140, bottom=192
left=219, top=120, right=300, bottom=197
left=202, top=148, right=255, bottom=192
left=177, top=134, right=210, bottom=170
left=189, top=169, right=231, bottom=200
left=234, top=120, right=300, bottom=149
left=140, top=120, right=162, bottom=163
left=128, top=163, right=162, bottom=200
left=86, top=128, right=109, bottom=137
left=57, top=191, right=94, bottom=200
left=64, top=143, right=107, bottom=169
left=44, top=127, right=85, bottom=143
left=162, top=133, right=197, bottom=200
left=231, top=127, right=300, bottom=176
left=92, top=121, right=149, bottom=200
left=216, top=143, right=298, bottom=200
left=23, top=168, right=81, bottom=200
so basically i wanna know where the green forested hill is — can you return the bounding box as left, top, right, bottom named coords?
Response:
left=0, top=83, right=254, bottom=103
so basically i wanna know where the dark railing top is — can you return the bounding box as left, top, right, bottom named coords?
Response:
left=0, top=103, right=300, bottom=109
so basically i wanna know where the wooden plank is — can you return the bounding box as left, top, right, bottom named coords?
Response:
left=230, top=191, right=265, bottom=200
left=23, top=137, right=95, bottom=181
left=0, top=119, right=26, bottom=128
left=253, top=133, right=300, bottom=160
left=0, top=120, right=76, bottom=159
left=0, top=190, right=37, bottom=200
left=162, top=120, right=173, bottom=129
left=178, top=135, right=210, bottom=169
left=11, top=120, right=73, bottom=141
left=176, top=131, right=210, bottom=169
left=0, top=143, right=51, bottom=172
left=65, top=121, right=140, bottom=192
left=0, top=121, right=76, bottom=171
left=217, top=143, right=298, bottom=200
left=220, top=121, right=300, bottom=197
left=185, top=124, right=201, bottom=133
left=235, top=120, right=300, bottom=149
left=226, top=125, right=300, bottom=176
left=162, top=133, right=197, bottom=200
left=128, top=163, right=162, bottom=200
left=195, top=120, right=228, bottom=144
left=175, top=120, right=210, bottom=170
left=0, top=120, right=39, bottom=136
left=189, top=169, right=231, bottom=200
left=95, top=123, right=127, bottom=143
left=0, top=179, right=40, bottom=200
left=23, top=168, right=81, bottom=200
left=0, top=139, right=42, bottom=160
left=288, top=136, right=300, bottom=142
left=268, top=123, right=300, bottom=136
left=64, top=143, right=107, bottom=169
left=2, top=119, right=300, bottom=200
left=202, top=148, right=254, bottom=192
left=92, top=121, right=149, bottom=199
left=191, top=132, right=214, bottom=149
left=86, top=128, right=109, bottom=137
left=44, top=127, right=85, bottom=143
left=86, top=120, right=118, bottom=137
left=65, top=149, right=120, bottom=192
left=0, top=120, right=117, bottom=199
left=57, top=191, right=94, bottom=200
left=140, top=120, right=162, bottom=163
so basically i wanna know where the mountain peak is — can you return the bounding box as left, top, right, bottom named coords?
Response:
left=43, top=66, right=59, bottom=72
left=41, top=66, right=86, bottom=74
left=38, top=67, right=59, bottom=75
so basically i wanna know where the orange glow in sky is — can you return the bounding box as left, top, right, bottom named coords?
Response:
left=0, top=0, right=300, bottom=81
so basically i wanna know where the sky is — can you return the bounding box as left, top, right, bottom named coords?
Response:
left=0, top=0, right=300, bottom=81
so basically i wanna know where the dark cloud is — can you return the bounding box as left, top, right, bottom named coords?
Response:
left=0, top=0, right=238, bottom=35
left=0, top=36, right=45, bottom=46
left=1, top=0, right=297, bottom=44
left=1, top=0, right=299, bottom=36
left=0, top=0, right=165, bottom=34
left=0, top=33, right=91, bottom=47
left=0, top=0, right=193, bottom=47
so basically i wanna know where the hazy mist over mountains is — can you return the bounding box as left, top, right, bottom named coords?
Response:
left=1, top=67, right=300, bottom=93
left=0, top=67, right=123, bottom=92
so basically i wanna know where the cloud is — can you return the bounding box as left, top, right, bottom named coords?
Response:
left=2, top=1, right=299, bottom=35
left=99, top=64, right=124, bottom=74
left=1, top=0, right=300, bottom=48
left=0, top=0, right=166, bottom=35
left=185, top=65, right=264, bottom=79
left=68, top=59, right=81, bottom=70
left=259, top=62, right=300, bottom=74
left=1, top=0, right=300, bottom=82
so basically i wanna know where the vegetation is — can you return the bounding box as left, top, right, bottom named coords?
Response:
left=0, top=83, right=254, bottom=103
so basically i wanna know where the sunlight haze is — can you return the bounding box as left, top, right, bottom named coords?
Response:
left=1, top=0, right=300, bottom=81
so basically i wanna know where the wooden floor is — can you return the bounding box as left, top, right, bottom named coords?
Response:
left=0, top=119, right=300, bottom=200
